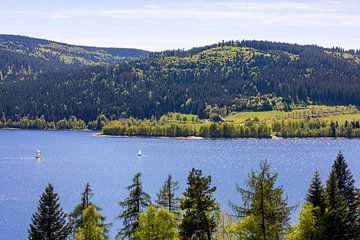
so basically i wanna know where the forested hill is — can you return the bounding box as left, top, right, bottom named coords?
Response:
left=1, top=39, right=360, bottom=122
left=0, top=34, right=148, bottom=81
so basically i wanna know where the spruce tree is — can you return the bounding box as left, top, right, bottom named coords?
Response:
left=306, top=170, right=325, bottom=210
left=331, top=151, right=359, bottom=238
left=180, top=168, right=218, bottom=240
left=231, top=160, right=292, bottom=240
left=304, top=170, right=326, bottom=240
left=324, top=169, right=348, bottom=240
left=156, top=174, right=180, bottom=212
left=116, top=172, right=151, bottom=240
left=28, top=184, right=70, bottom=240
left=69, top=182, right=99, bottom=235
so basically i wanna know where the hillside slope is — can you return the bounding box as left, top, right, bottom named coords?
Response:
left=0, top=34, right=148, bottom=81
left=1, top=40, right=360, bottom=122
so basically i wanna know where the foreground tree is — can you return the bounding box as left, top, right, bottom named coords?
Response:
left=330, top=152, right=359, bottom=238
left=306, top=170, right=325, bottom=210
left=286, top=204, right=324, bottom=240
left=135, top=205, right=179, bottom=239
left=180, top=168, right=218, bottom=240
left=28, top=184, right=70, bottom=240
left=117, top=172, right=151, bottom=240
left=231, top=160, right=292, bottom=240
left=69, top=182, right=103, bottom=235
left=156, top=175, right=180, bottom=212
left=75, top=205, right=107, bottom=240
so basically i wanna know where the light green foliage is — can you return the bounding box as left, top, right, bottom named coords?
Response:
left=75, top=205, right=107, bottom=240
left=286, top=204, right=323, bottom=240
left=213, top=211, right=237, bottom=240
left=135, top=206, right=179, bottom=240
left=230, top=214, right=262, bottom=240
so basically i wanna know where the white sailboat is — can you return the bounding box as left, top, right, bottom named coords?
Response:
left=35, top=149, right=41, bottom=159
left=138, top=150, right=142, bottom=156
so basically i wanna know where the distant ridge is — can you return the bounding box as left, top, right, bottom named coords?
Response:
left=1, top=36, right=360, bottom=122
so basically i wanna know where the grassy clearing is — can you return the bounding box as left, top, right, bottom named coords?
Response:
left=225, top=105, right=360, bottom=124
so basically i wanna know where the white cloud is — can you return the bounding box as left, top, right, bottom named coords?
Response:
left=1, top=0, right=359, bottom=27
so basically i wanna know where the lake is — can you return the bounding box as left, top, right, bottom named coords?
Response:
left=1, top=130, right=360, bottom=239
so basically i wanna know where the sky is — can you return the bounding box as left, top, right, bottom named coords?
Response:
left=1, top=0, right=359, bottom=51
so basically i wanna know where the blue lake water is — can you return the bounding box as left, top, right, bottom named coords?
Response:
left=1, top=130, right=360, bottom=239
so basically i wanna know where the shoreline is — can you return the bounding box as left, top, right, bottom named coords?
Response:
left=1, top=128, right=359, bottom=140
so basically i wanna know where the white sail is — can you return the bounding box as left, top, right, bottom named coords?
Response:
left=35, top=149, right=41, bottom=158
left=138, top=150, right=142, bottom=156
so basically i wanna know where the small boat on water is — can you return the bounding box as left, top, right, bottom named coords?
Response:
left=35, top=149, right=41, bottom=159
left=138, top=150, right=142, bottom=156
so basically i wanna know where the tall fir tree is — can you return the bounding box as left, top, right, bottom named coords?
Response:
left=331, top=151, right=359, bottom=238
left=69, top=182, right=100, bottom=235
left=75, top=205, right=107, bottom=240
left=304, top=170, right=326, bottom=240
left=231, top=160, right=292, bottom=240
left=156, top=175, right=180, bottom=212
left=180, top=168, right=218, bottom=240
left=117, top=172, right=151, bottom=240
left=306, top=170, right=325, bottom=210
left=28, top=184, right=70, bottom=240
left=324, top=168, right=348, bottom=240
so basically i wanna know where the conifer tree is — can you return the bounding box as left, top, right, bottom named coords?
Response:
left=331, top=151, right=359, bottom=238
left=70, top=182, right=100, bottom=235
left=324, top=169, right=348, bottom=240
left=156, top=175, right=180, bottom=212
left=75, top=205, right=107, bottom=240
left=116, top=172, right=151, bottom=240
left=28, top=184, right=70, bottom=240
left=306, top=170, right=325, bottom=210
left=180, top=168, right=218, bottom=240
left=231, top=160, right=292, bottom=240
left=303, top=170, right=326, bottom=240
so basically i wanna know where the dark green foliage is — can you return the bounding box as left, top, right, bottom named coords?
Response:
left=117, top=172, right=151, bottom=240
left=306, top=170, right=325, bottom=210
left=180, top=168, right=218, bottom=240
left=231, top=160, right=292, bottom=240
left=156, top=175, right=180, bottom=212
left=2, top=39, right=360, bottom=122
left=28, top=184, right=70, bottom=240
left=324, top=152, right=359, bottom=239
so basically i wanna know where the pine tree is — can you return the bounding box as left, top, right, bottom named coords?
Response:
left=231, top=160, right=292, bottom=240
left=116, top=172, right=151, bottom=240
left=324, top=169, right=348, bottom=240
left=75, top=205, right=107, bottom=240
left=69, top=182, right=100, bottom=235
left=28, top=184, right=70, bottom=240
left=331, top=151, right=359, bottom=238
left=306, top=170, right=325, bottom=210
left=180, top=168, right=218, bottom=240
left=304, top=170, right=326, bottom=240
left=156, top=175, right=180, bottom=212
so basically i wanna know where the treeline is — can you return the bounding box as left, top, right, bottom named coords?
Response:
left=103, top=116, right=360, bottom=138
left=272, top=119, right=360, bottom=138
left=0, top=114, right=109, bottom=130
left=103, top=118, right=272, bottom=138
left=2, top=40, right=360, bottom=122
left=28, top=152, right=360, bottom=239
